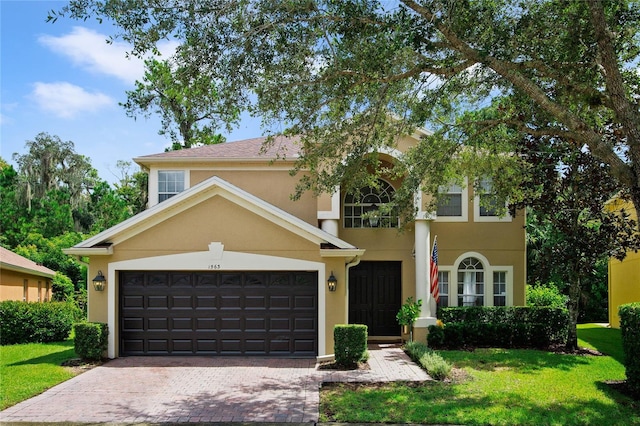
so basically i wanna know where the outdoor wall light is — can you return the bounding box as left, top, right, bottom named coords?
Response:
left=92, top=270, right=106, bottom=292
left=327, top=272, right=337, bottom=292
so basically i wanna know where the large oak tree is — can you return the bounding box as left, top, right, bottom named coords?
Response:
left=51, top=0, right=639, bottom=217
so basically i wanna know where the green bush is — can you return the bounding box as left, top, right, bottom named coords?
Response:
left=526, top=283, right=568, bottom=308
left=419, top=351, right=452, bottom=381
left=0, top=300, right=76, bottom=345
left=334, top=324, right=368, bottom=367
left=427, top=323, right=445, bottom=347
left=404, top=341, right=452, bottom=381
left=74, top=322, right=108, bottom=360
left=619, top=303, right=640, bottom=396
left=433, top=306, right=569, bottom=349
left=52, top=272, right=75, bottom=302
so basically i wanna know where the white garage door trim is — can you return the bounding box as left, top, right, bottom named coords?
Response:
left=106, top=242, right=326, bottom=358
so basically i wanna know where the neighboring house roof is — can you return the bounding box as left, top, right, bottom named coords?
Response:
left=65, top=175, right=363, bottom=257
left=0, top=247, right=56, bottom=278
left=134, top=135, right=301, bottom=165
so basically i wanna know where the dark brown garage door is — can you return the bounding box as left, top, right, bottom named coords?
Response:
left=119, top=271, right=317, bottom=357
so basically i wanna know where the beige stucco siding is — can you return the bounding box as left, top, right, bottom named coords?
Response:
left=85, top=194, right=348, bottom=356
left=190, top=169, right=318, bottom=226
left=609, top=252, right=640, bottom=328
left=0, top=269, right=52, bottom=302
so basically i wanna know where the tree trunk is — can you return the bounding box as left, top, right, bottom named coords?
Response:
left=566, top=276, right=582, bottom=351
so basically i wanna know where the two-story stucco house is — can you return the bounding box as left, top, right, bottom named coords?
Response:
left=65, top=133, right=526, bottom=359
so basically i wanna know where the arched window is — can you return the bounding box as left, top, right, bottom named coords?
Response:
left=344, top=179, right=399, bottom=228
left=457, top=257, right=484, bottom=306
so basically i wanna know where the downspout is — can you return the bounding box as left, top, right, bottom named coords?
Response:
left=344, top=254, right=362, bottom=324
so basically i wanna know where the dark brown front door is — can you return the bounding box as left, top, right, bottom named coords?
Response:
left=348, top=261, right=402, bottom=336
left=119, top=270, right=317, bottom=357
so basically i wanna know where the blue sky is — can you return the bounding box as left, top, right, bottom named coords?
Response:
left=1, top=0, right=259, bottom=183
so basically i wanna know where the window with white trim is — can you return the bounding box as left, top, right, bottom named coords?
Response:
left=158, top=171, right=185, bottom=202
left=457, top=257, right=484, bottom=306
left=437, top=271, right=449, bottom=308
left=493, top=271, right=507, bottom=306
left=343, top=179, right=399, bottom=228
left=474, top=178, right=512, bottom=222
left=435, top=180, right=468, bottom=222
left=437, top=184, right=463, bottom=216
left=478, top=178, right=499, bottom=217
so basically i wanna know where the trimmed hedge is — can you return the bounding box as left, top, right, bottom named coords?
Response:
left=0, top=300, right=77, bottom=345
left=429, top=306, right=569, bottom=349
left=334, top=324, right=368, bottom=367
left=74, top=322, right=108, bottom=360
left=619, top=303, right=640, bottom=395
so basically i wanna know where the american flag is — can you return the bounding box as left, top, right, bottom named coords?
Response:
left=430, top=237, right=439, bottom=303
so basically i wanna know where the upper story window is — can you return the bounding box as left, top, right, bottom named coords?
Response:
left=158, top=171, right=185, bottom=202
left=478, top=178, right=499, bottom=217
left=437, top=184, right=463, bottom=216
left=435, top=180, right=468, bottom=222
left=474, top=178, right=512, bottom=222
left=344, top=179, right=399, bottom=228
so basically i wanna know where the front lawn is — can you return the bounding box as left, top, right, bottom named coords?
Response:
left=0, top=339, right=78, bottom=410
left=320, top=324, right=640, bottom=426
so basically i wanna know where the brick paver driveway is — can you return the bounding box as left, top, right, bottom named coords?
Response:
left=0, top=344, right=429, bottom=423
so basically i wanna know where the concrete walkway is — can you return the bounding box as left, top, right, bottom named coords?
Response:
left=0, top=343, right=430, bottom=424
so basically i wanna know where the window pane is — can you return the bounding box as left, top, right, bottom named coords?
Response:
left=458, top=258, right=484, bottom=306
left=343, top=179, right=399, bottom=228
left=158, top=171, right=185, bottom=202
left=437, top=271, right=449, bottom=308
left=437, top=194, right=462, bottom=216
left=493, top=271, right=507, bottom=306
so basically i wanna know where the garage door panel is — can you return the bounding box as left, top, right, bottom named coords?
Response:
left=196, top=318, right=217, bottom=330
left=269, top=296, right=291, bottom=309
left=123, top=295, right=144, bottom=308
left=147, top=295, right=168, bottom=308
left=170, top=295, right=193, bottom=309
left=172, top=317, right=193, bottom=330
left=148, top=318, right=168, bottom=330
left=123, top=317, right=144, bottom=331
left=294, top=295, right=315, bottom=309
left=195, top=295, right=217, bottom=309
left=120, top=270, right=317, bottom=356
left=147, top=273, right=168, bottom=286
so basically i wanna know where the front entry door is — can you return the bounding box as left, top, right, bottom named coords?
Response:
left=348, top=261, right=402, bottom=336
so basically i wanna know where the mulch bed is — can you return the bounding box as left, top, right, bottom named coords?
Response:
left=61, top=358, right=104, bottom=374
left=317, top=360, right=370, bottom=371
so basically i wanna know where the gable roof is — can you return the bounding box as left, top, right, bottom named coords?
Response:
left=0, top=247, right=56, bottom=278
left=134, top=135, right=301, bottom=166
left=65, top=175, right=362, bottom=256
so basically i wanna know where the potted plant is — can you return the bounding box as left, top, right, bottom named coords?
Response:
left=396, top=297, right=422, bottom=341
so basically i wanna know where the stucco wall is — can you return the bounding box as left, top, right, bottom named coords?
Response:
left=85, top=194, right=344, bottom=356
left=0, top=269, right=52, bottom=302
left=609, top=252, right=640, bottom=328
left=190, top=169, right=318, bottom=226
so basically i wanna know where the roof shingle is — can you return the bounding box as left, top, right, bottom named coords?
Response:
left=0, top=247, right=56, bottom=277
left=136, top=135, right=301, bottom=161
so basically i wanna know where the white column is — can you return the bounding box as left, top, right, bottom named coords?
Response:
left=414, top=218, right=436, bottom=327
left=320, top=219, right=339, bottom=237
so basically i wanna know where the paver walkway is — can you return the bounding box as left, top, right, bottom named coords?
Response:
left=0, top=343, right=430, bottom=423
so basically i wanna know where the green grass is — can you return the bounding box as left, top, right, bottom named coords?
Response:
left=321, top=324, right=640, bottom=425
left=0, top=339, right=78, bottom=410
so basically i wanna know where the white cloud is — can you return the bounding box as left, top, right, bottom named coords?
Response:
left=30, top=82, right=114, bottom=118
left=38, top=26, right=178, bottom=85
